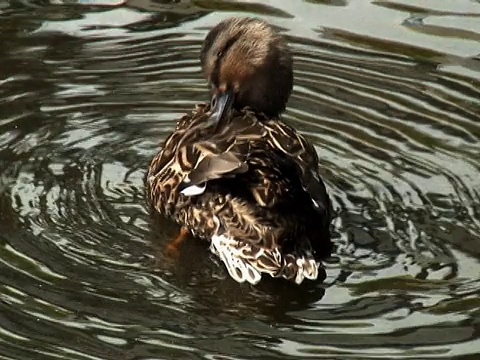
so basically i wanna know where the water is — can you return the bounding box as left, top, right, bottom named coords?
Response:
left=0, top=0, right=479, bottom=359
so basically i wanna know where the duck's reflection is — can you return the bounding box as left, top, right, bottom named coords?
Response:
left=147, top=213, right=326, bottom=321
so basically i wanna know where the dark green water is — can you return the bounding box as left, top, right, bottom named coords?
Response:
left=0, top=0, right=479, bottom=359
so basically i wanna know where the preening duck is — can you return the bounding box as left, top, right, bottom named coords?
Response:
left=147, top=17, right=332, bottom=285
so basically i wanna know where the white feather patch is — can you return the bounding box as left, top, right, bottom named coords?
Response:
left=180, top=183, right=206, bottom=196
left=210, top=234, right=262, bottom=285
left=210, top=217, right=320, bottom=285
left=294, top=256, right=319, bottom=284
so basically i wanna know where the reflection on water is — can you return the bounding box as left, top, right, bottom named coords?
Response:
left=0, top=0, right=479, bottom=358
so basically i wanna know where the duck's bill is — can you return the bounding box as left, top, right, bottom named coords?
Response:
left=211, top=90, right=234, bottom=123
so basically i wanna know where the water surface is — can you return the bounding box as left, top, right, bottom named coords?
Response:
left=0, top=0, right=479, bottom=359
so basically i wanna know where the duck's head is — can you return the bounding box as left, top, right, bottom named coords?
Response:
left=200, top=17, right=293, bottom=120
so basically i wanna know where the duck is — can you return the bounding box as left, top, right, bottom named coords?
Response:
left=146, top=16, right=333, bottom=285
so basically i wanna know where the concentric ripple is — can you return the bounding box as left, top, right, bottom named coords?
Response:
left=0, top=0, right=479, bottom=359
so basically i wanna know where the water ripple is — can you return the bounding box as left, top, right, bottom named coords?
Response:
left=0, top=1, right=479, bottom=359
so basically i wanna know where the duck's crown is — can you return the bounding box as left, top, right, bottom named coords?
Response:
left=200, top=17, right=293, bottom=118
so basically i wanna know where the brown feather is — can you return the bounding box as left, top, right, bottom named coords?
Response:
left=147, top=103, right=332, bottom=282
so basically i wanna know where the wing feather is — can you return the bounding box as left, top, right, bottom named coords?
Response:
left=262, top=120, right=330, bottom=214
left=149, top=106, right=329, bottom=216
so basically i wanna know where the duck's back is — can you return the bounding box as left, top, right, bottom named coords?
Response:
left=147, top=104, right=332, bottom=283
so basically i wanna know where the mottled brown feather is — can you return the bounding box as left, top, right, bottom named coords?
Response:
left=147, top=103, right=332, bottom=282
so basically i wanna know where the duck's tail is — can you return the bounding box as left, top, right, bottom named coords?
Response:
left=209, top=233, right=320, bottom=285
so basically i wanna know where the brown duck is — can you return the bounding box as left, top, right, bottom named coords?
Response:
left=147, top=17, right=332, bottom=285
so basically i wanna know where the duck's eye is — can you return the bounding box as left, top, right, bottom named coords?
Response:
left=217, top=51, right=223, bottom=58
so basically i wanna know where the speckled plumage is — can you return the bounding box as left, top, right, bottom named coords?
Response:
left=146, top=17, right=332, bottom=284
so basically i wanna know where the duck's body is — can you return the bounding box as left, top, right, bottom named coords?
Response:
left=147, top=17, right=332, bottom=285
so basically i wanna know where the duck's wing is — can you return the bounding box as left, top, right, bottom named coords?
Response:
left=177, top=112, right=330, bottom=214
left=177, top=112, right=266, bottom=192
left=150, top=106, right=329, bottom=218
left=147, top=107, right=213, bottom=210
left=250, top=119, right=330, bottom=215
left=148, top=110, right=263, bottom=197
